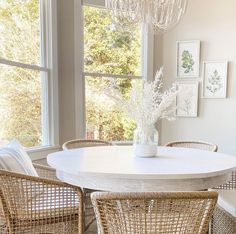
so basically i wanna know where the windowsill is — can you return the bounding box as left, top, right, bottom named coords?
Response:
left=27, top=145, right=61, bottom=160
left=27, top=145, right=60, bottom=153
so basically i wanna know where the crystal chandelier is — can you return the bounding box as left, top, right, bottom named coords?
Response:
left=105, top=0, right=188, bottom=33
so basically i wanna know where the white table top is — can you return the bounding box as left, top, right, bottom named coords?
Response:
left=47, top=146, right=236, bottom=192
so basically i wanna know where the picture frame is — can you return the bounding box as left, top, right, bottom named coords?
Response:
left=176, top=81, right=199, bottom=117
left=176, top=40, right=200, bottom=78
left=202, top=61, right=228, bottom=98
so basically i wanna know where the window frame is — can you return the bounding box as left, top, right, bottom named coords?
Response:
left=0, top=0, right=59, bottom=152
left=74, top=0, right=154, bottom=140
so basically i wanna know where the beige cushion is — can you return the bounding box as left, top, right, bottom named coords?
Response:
left=19, top=187, right=79, bottom=220
left=0, top=139, right=38, bottom=176
left=217, top=190, right=236, bottom=217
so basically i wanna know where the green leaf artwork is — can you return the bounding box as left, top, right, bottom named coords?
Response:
left=181, top=50, right=195, bottom=74
left=182, top=98, right=192, bottom=115
left=206, top=70, right=223, bottom=94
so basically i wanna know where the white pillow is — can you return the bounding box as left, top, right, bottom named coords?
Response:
left=0, top=139, right=38, bottom=176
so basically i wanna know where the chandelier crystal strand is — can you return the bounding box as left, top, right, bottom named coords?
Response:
left=151, top=0, right=188, bottom=33
left=106, top=0, right=188, bottom=34
left=105, top=0, right=146, bottom=23
left=151, top=0, right=176, bottom=32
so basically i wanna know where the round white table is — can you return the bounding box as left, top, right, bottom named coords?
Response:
left=47, top=146, right=236, bottom=192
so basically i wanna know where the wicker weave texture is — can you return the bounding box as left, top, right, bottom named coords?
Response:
left=215, top=171, right=236, bottom=190
left=62, top=139, right=112, bottom=150
left=165, top=141, right=218, bottom=152
left=33, top=163, right=58, bottom=181
left=0, top=170, right=84, bottom=234
left=212, top=205, right=236, bottom=234
left=92, top=191, right=218, bottom=234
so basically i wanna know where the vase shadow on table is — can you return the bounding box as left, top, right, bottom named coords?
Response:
left=133, top=154, right=173, bottom=159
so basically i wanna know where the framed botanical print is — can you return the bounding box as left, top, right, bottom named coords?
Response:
left=176, top=40, right=200, bottom=78
left=176, top=81, right=199, bottom=117
left=202, top=61, right=228, bottom=98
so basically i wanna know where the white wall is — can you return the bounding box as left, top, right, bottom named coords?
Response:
left=160, top=0, right=236, bottom=154
left=57, top=0, right=77, bottom=145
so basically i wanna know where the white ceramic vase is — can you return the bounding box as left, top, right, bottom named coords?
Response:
left=133, top=124, right=158, bottom=158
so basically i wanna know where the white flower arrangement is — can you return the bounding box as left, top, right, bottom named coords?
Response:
left=105, top=67, right=180, bottom=128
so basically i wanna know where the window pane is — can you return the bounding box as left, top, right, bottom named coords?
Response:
left=0, top=0, right=41, bottom=65
left=0, top=64, right=44, bottom=147
left=85, top=76, right=141, bottom=141
left=84, top=6, right=142, bottom=76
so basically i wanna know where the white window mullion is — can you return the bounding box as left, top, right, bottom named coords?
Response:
left=141, top=23, right=154, bottom=82
left=75, top=0, right=86, bottom=139
left=83, top=0, right=105, bottom=7
left=41, top=72, right=50, bottom=146
left=40, top=0, right=50, bottom=146
left=40, top=0, right=47, bottom=68
left=44, top=0, right=59, bottom=146
left=0, top=58, right=48, bottom=72
left=84, top=72, right=142, bottom=79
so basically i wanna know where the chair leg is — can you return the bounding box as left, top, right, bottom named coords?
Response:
left=85, top=217, right=96, bottom=231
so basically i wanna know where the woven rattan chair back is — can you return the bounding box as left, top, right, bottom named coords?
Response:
left=62, top=139, right=112, bottom=150
left=92, top=191, right=218, bottom=234
left=165, top=141, right=218, bottom=152
left=0, top=169, right=83, bottom=234
left=62, top=139, right=112, bottom=231
left=165, top=141, right=236, bottom=189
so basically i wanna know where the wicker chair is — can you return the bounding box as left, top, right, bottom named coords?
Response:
left=62, top=139, right=112, bottom=150
left=166, top=140, right=236, bottom=234
left=91, top=191, right=218, bottom=234
left=212, top=190, right=236, bottom=234
left=212, top=183, right=236, bottom=234
left=165, top=141, right=236, bottom=190
left=62, top=139, right=112, bottom=231
left=0, top=163, right=84, bottom=234
left=165, top=140, right=218, bottom=152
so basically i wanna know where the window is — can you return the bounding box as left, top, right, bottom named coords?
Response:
left=83, top=3, right=143, bottom=142
left=0, top=0, right=58, bottom=148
